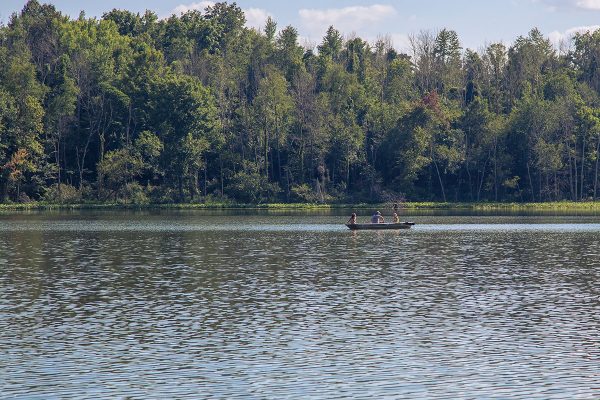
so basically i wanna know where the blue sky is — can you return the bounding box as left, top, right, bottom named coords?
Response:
left=2, top=1, right=600, bottom=52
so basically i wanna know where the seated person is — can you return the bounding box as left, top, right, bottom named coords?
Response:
left=392, top=212, right=400, bottom=223
left=347, top=213, right=357, bottom=224
left=371, top=211, right=384, bottom=223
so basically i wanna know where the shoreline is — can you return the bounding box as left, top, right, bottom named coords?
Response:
left=3, top=201, right=600, bottom=211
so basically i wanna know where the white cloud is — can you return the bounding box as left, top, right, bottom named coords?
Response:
left=244, top=8, right=272, bottom=30
left=172, top=1, right=215, bottom=15
left=299, top=4, right=397, bottom=38
left=170, top=3, right=271, bottom=29
left=534, top=0, right=600, bottom=10
left=575, top=0, right=600, bottom=9
left=390, top=33, right=411, bottom=52
left=548, top=25, right=600, bottom=47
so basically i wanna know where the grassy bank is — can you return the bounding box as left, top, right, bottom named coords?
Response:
left=398, top=201, right=600, bottom=210
left=3, top=201, right=600, bottom=211
left=0, top=202, right=336, bottom=211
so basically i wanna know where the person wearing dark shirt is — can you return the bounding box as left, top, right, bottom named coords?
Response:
left=371, top=211, right=384, bottom=223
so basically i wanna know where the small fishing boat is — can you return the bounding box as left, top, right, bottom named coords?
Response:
left=346, top=222, right=415, bottom=230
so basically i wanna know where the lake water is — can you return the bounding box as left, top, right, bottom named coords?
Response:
left=1, top=210, right=599, bottom=399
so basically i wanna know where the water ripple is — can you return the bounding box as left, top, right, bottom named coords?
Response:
left=1, top=213, right=599, bottom=399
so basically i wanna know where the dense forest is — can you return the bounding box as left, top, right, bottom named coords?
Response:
left=1, top=1, right=600, bottom=204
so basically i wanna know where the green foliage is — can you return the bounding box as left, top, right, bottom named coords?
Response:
left=226, top=169, right=281, bottom=203
left=146, top=72, right=218, bottom=200
left=3, top=1, right=600, bottom=204
left=43, top=183, right=81, bottom=203
left=135, top=130, right=163, bottom=162
left=97, top=148, right=144, bottom=201
left=572, top=29, right=600, bottom=93
left=291, top=183, right=321, bottom=203
left=121, top=182, right=150, bottom=204
left=318, top=26, right=343, bottom=61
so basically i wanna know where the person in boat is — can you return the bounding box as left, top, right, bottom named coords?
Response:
left=371, top=211, right=385, bottom=223
left=392, top=212, right=400, bottom=223
left=347, top=213, right=357, bottom=225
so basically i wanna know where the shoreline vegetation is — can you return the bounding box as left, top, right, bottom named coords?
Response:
left=3, top=201, right=600, bottom=211
left=3, top=2, right=600, bottom=207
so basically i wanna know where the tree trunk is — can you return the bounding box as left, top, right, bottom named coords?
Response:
left=580, top=136, right=586, bottom=201
left=193, top=169, right=199, bottom=200
left=554, top=171, right=558, bottom=201
left=286, top=168, right=291, bottom=201
left=204, top=166, right=208, bottom=197
left=527, top=162, right=535, bottom=202
left=264, top=118, right=269, bottom=179
left=346, top=158, right=351, bottom=190
left=97, top=132, right=105, bottom=200
left=178, top=177, right=184, bottom=202
left=219, top=155, right=224, bottom=198
left=1, top=181, right=7, bottom=203
left=465, top=130, right=473, bottom=200
left=434, top=160, right=446, bottom=202
left=567, top=142, right=574, bottom=200
left=594, top=135, right=600, bottom=199
left=494, top=136, right=498, bottom=201
left=538, top=170, right=542, bottom=202
left=277, top=144, right=282, bottom=183
left=477, top=156, right=490, bottom=201
left=55, top=138, right=62, bottom=203
left=574, top=145, right=578, bottom=201
left=431, top=144, right=446, bottom=202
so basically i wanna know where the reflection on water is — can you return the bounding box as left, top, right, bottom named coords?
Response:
left=1, top=211, right=599, bottom=399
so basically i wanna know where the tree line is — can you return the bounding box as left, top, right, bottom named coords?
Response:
left=1, top=0, right=600, bottom=204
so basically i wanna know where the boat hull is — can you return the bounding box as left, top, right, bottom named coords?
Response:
left=346, top=222, right=414, bottom=230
